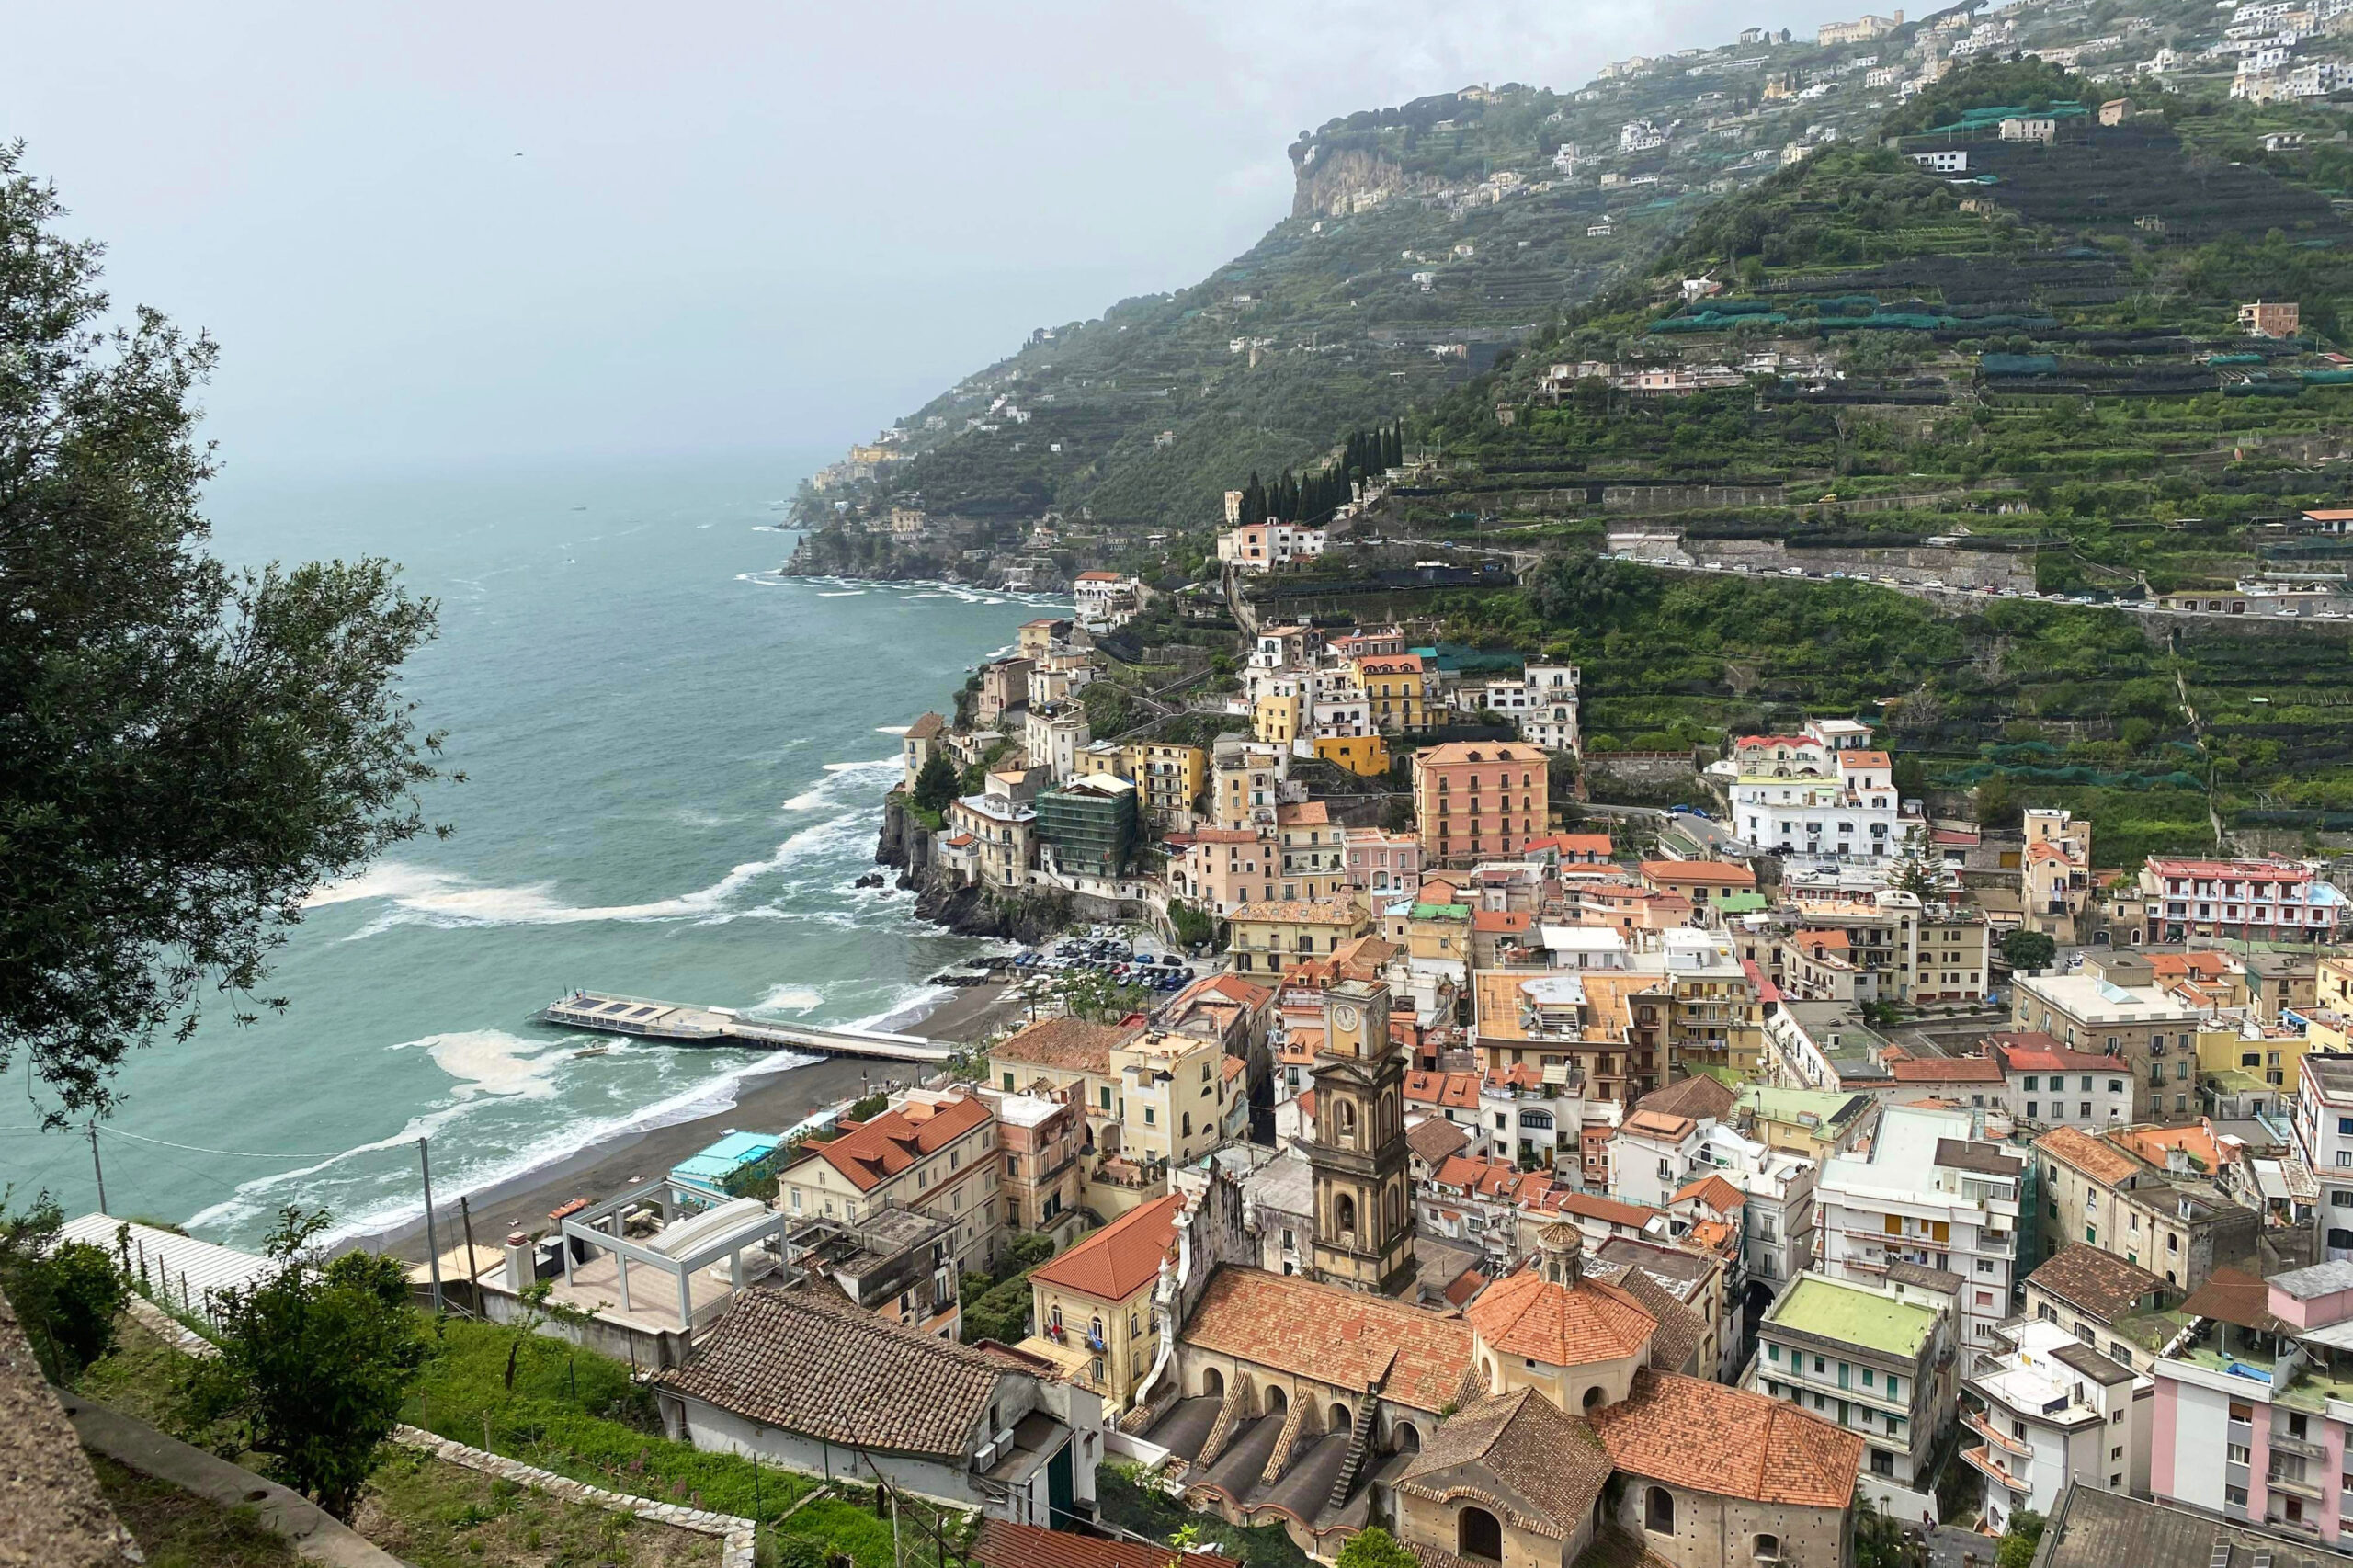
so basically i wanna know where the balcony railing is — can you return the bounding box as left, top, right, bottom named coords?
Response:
left=1963, top=1410, right=2034, bottom=1461
left=1961, top=1444, right=2028, bottom=1494
left=2269, top=1473, right=2325, bottom=1503
left=2272, top=1432, right=2329, bottom=1461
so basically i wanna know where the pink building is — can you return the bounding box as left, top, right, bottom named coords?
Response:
left=1166, top=829, right=1275, bottom=915
left=1343, top=825, right=1423, bottom=893
left=2151, top=1260, right=2353, bottom=1540
left=2139, top=858, right=2345, bottom=945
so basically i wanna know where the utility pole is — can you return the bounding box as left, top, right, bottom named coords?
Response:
left=418, top=1136, right=445, bottom=1316
left=87, top=1122, right=108, bottom=1215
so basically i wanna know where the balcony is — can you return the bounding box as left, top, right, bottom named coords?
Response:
left=2272, top=1431, right=2330, bottom=1461
left=2268, top=1472, right=2325, bottom=1504
left=1963, top=1409, right=2034, bottom=1462
left=1961, top=1444, right=2029, bottom=1494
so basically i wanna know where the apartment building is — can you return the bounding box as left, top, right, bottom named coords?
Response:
left=1816, top=1104, right=2024, bottom=1346
left=1713, top=722, right=1904, bottom=868
left=1661, top=926, right=1765, bottom=1074
left=2295, top=1052, right=2353, bottom=1263
left=777, top=1087, right=1004, bottom=1278
left=1988, top=1034, right=2134, bottom=1132
left=1273, top=801, right=1347, bottom=902
left=1355, top=652, right=1432, bottom=732
left=2139, top=856, right=2346, bottom=944
left=1025, top=1192, right=1180, bottom=1412
left=1412, top=743, right=1550, bottom=868
left=983, top=1091, right=1086, bottom=1249
left=1964, top=1317, right=2148, bottom=1537
left=1472, top=968, right=1669, bottom=1107
left=2012, top=952, right=2208, bottom=1122
left=1750, top=1272, right=1958, bottom=1511
left=942, top=768, right=1040, bottom=891
left=2150, top=1260, right=2353, bottom=1540
left=1226, top=898, right=1371, bottom=977
left=2033, top=1124, right=2259, bottom=1291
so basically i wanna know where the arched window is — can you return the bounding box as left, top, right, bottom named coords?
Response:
left=1264, top=1384, right=1288, bottom=1415
left=1645, top=1487, right=1677, bottom=1535
left=1338, top=1100, right=1358, bottom=1145
left=1458, top=1506, right=1503, bottom=1562
left=1336, top=1193, right=1358, bottom=1238
left=1389, top=1421, right=1422, bottom=1453
left=1753, top=1535, right=1781, bottom=1561
left=1583, top=1385, right=1607, bottom=1412
left=1330, top=1403, right=1352, bottom=1433
left=1201, top=1367, right=1225, bottom=1399
left=1181, top=1112, right=1192, bottom=1138
left=1480, top=1354, right=1497, bottom=1392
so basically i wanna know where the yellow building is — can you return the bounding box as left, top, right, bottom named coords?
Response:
left=1108, top=1030, right=1234, bottom=1166
left=1356, top=653, right=1431, bottom=733
left=1252, top=689, right=1303, bottom=748
left=1313, top=733, right=1392, bottom=777
left=1227, top=897, right=1371, bottom=977
left=1130, top=741, right=1206, bottom=828
left=984, top=1017, right=1229, bottom=1212
left=1024, top=1192, right=1183, bottom=1410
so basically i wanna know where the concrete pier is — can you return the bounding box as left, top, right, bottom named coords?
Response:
left=538, top=991, right=953, bottom=1064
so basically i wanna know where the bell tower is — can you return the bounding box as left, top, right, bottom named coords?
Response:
left=1307, top=979, right=1415, bottom=1295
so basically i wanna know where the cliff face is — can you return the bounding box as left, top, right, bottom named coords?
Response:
left=1290, top=147, right=1444, bottom=220
left=877, top=793, right=1074, bottom=943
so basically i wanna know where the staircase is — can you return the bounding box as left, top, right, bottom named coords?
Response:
left=1259, top=1392, right=1312, bottom=1485
left=1324, top=1398, right=1383, bottom=1513
left=1196, top=1376, right=1253, bottom=1471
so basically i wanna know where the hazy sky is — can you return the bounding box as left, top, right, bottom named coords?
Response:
left=10, top=2, right=1846, bottom=473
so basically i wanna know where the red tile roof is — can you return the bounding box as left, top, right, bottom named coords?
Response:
left=1178, top=1266, right=1475, bottom=1412
left=1590, top=1369, right=1863, bottom=1508
left=1406, top=1070, right=1483, bottom=1110
left=1028, top=1194, right=1183, bottom=1303
left=1887, top=1055, right=2004, bottom=1085
left=1670, top=1174, right=1746, bottom=1214
left=1525, top=833, right=1615, bottom=858
left=1472, top=909, right=1532, bottom=933
left=975, top=1521, right=1238, bottom=1568
left=1550, top=1191, right=1660, bottom=1230
left=2036, top=1123, right=2142, bottom=1187
left=1623, top=1109, right=1697, bottom=1142
left=992, top=1017, right=1142, bottom=1074
left=1465, top=1267, right=1657, bottom=1369
left=810, top=1094, right=993, bottom=1194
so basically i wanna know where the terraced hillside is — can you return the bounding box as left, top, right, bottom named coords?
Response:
left=790, top=0, right=2297, bottom=576
left=1343, top=71, right=2353, bottom=859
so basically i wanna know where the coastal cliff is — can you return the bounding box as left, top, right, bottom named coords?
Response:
left=878, top=794, right=1073, bottom=944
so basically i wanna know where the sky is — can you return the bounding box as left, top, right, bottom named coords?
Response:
left=8, top=1, right=1849, bottom=474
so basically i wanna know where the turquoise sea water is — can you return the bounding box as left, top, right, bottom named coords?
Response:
left=0, top=455, right=1049, bottom=1246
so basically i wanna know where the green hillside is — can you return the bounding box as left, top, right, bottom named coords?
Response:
left=1348, top=66, right=2353, bottom=860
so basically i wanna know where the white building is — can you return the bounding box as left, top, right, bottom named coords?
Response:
left=1816, top=1104, right=2024, bottom=1346
left=1711, top=718, right=1905, bottom=867
left=1023, top=704, right=1091, bottom=784
left=2295, top=1052, right=2353, bottom=1262
left=1962, top=1317, right=2148, bottom=1536
left=1521, top=664, right=1582, bottom=756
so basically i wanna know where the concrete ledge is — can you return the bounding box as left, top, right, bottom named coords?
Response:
left=392, top=1426, right=757, bottom=1568
left=63, top=1396, right=408, bottom=1568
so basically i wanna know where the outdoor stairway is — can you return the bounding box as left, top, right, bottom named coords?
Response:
left=1258, top=1392, right=1312, bottom=1485
left=1195, top=1376, right=1252, bottom=1471
left=1324, top=1397, right=1382, bottom=1513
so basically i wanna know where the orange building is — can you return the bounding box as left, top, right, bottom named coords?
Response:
left=1412, top=743, right=1550, bottom=868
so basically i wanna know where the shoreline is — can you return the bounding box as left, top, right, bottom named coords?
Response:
left=356, top=979, right=1030, bottom=1263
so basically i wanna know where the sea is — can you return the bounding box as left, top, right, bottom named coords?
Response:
left=0, top=452, right=1053, bottom=1248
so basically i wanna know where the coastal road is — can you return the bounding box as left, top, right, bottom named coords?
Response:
left=1600, top=553, right=2350, bottom=627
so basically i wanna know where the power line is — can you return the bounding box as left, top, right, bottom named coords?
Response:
left=94, top=1124, right=353, bottom=1161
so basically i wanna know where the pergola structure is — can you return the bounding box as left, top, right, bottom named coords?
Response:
left=559, top=1191, right=791, bottom=1332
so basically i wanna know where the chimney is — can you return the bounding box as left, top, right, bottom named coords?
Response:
left=504, top=1231, right=536, bottom=1294
left=1537, top=1221, right=1584, bottom=1287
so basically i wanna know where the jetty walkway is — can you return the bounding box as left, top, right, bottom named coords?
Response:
left=537, top=991, right=954, bottom=1064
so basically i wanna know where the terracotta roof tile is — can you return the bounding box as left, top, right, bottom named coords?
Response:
left=1027, top=1194, right=1183, bottom=1303
left=1177, top=1266, right=1473, bottom=1412
left=1395, top=1388, right=1612, bottom=1539
left=1670, top=1174, right=1745, bottom=1215
left=1888, top=1055, right=2004, bottom=1085
left=2027, top=1244, right=2168, bottom=1322
left=975, top=1521, right=1237, bottom=1568
left=811, top=1093, right=993, bottom=1194
left=1631, top=1075, right=1737, bottom=1126
left=1636, top=860, right=1756, bottom=889
left=1464, top=1267, right=1657, bottom=1369
left=654, top=1287, right=1014, bottom=1461
left=991, top=1017, right=1143, bottom=1074
left=2036, top=1123, right=2143, bottom=1187
left=1407, top=1119, right=1472, bottom=1165
left=1590, top=1369, right=1862, bottom=1509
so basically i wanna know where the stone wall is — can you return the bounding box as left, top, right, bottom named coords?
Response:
left=1681, top=535, right=2038, bottom=592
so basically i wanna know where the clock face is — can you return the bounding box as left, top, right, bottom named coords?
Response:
left=1332, top=1003, right=1361, bottom=1034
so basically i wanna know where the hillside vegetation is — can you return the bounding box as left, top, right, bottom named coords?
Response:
left=1358, top=63, right=2353, bottom=859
